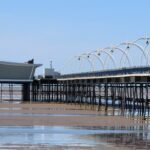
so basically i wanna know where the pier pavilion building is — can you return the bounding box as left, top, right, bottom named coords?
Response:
left=0, top=60, right=42, bottom=102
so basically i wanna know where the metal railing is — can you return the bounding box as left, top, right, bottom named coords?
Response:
left=59, top=66, right=150, bottom=79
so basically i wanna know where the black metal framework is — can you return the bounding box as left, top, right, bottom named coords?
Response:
left=0, top=74, right=149, bottom=118
left=0, top=82, right=31, bottom=102
left=31, top=78, right=150, bottom=118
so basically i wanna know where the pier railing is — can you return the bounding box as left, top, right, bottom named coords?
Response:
left=59, top=66, right=150, bottom=79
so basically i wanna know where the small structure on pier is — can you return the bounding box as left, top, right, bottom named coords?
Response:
left=43, top=61, right=60, bottom=79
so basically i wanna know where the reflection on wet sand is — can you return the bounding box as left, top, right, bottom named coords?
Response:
left=0, top=103, right=149, bottom=149
left=0, top=126, right=149, bottom=150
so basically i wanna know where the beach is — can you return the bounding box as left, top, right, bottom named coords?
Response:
left=0, top=102, right=143, bottom=126
left=0, top=102, right=148, bottom=150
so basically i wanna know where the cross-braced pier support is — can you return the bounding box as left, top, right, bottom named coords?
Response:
left=31, top=75, right=150, bottom=118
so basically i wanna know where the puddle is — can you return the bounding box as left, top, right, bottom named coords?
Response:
left=0, top=126, right=149, bottom=149
left=0, top=126, right=138, bottom=134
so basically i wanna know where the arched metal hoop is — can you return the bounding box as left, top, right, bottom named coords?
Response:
left=103, top=46, right=131, bottom=68
left=64, top=36, right=150, bottom=74
left=121, top=42, right=148, bottom=65
left=87, top=52, right=105, bottom=69
left=96, top=48, right=117, bottom=69
left=78, top=53, right=95, bottom=72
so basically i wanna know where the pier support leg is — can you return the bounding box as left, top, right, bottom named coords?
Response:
left=22, top=83, right=31, bottom=102
left=105, top=83, right=108, bottom=114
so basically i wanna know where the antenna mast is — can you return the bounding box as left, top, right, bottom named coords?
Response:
left=50, top=60, right=53, bottom=69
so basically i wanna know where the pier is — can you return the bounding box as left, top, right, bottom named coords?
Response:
left=1, top=37, right=150, bottom=118
left=31, top=37, right=150, bottom=118
left=31, top=66, right=150, bottom=118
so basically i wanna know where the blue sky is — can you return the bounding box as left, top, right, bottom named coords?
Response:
left=0, top=0, right=150, bottom=74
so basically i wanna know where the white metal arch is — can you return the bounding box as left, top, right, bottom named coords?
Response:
left=133, top=37, right=150, bottom=44
left=102, top=46, right=131, bottom=67
left=96, top=48, right=117, bottom=69
left=79, top=53, right=95, bottom=72
left=146, top=49, right=150, bottom=65
left=117, top=44, right=131, bottom=68
left=121, top=42, right=148, bottom=65
left=64, top=36, right=150, bottom=74
left=87, top=52, right=105, bottom=69
left=111, top=46, right=132, bottom=67
left=133, top=37, right=150, bottom=65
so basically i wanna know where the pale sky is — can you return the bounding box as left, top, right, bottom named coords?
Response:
left=0, top=0, right=150, bottom=74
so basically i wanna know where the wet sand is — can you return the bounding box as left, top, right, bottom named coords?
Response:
left=0, top=102, right=147, bottom=150
left=0, top=144, right=132, bottom=150
left=0, top=102, right=143, bottom=127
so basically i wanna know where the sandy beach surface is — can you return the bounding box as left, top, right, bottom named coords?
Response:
left=0, top=102, right=148, bottom=150
left=0, top=102, right=144, bottom=126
